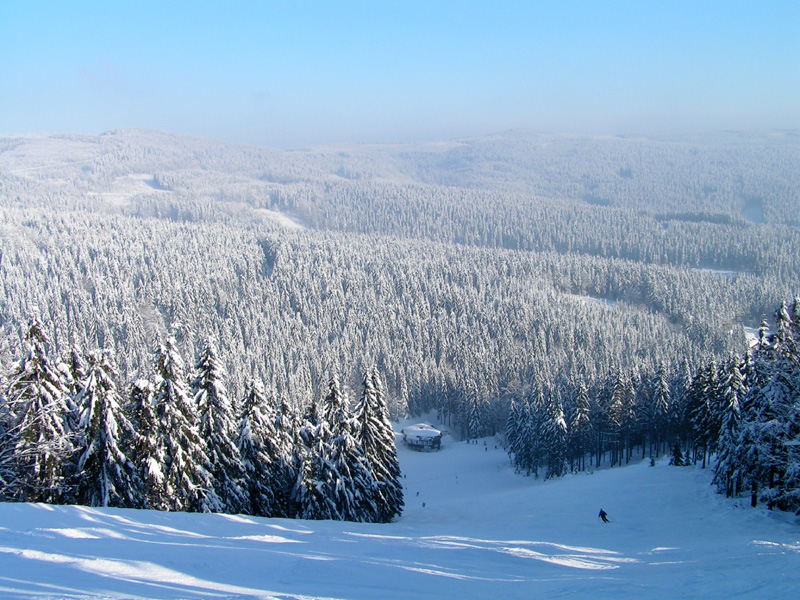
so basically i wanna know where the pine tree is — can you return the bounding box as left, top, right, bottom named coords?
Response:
left=193, top=339, right=247, bottom=514
left=5, top=315, right=72, bottom=503
left=127, top=378, right=162, bottom=509
left=668, top=360, right=693, bottom=453
left=292, top=433, right=337, bottom=520
left=703, top=358, right=724, bottom=458
left=323, top=375, right=378, bottom=522
left=651, top=364, right=671, bottom=455
left=0, top=394, right=20, bottom=500
left=151, top=337, right=218, bottom=512
left=731, top=302, right=800, bottom=512
left=512, top=394, right=542, bottom=477
left=59, top=345, right=88, bottom=500
left=620, top=371, right=637, bottom=464
left=568, top=381, right=591, bottom=472
left=606, top=370, right=630, bottom=467
left=542, top=390, right=568, bottom=479
left=505, top=398, right=521, bottom=461
left=299, top=397, right=320, bottom=450
left=713, top=355, right=743, bottom=497
left=236, top=379, right=278, bottom=517
left=466, top=382, right=482, bottom=440
left=738, top=362, right=792, bottom=509
left=62, top=345, right=86, bottom=433
left=669, top=439, right=685, bottom=466
left=746, top=355, right=798, bottom=509
left=271, top=395, right=299, bottom=518
left=354, top=368, right=403, bottom=522
left=685, top=363, right=711, bottom=466
left=74, top=351, right=142, bottom=508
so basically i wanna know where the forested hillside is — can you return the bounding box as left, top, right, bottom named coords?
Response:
left=1, top=129, right=798, bottom=514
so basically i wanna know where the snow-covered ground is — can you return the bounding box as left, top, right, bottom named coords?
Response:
left=253, top=208, right=307, bottom=230
left=692, top=267, right=751, bottom=277
left=743, top=324, right=775, bottom=349
left=565, top=294, right=616, bottom=308
left=1, top=423, right=798, bottom=599
left=86, top=174, right=171, bottom=209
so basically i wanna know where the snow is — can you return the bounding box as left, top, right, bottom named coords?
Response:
left=401, top=423, right=441, bottom=439
left=743, top=324, right=773, bottom=348
left=692, top=267, right=750, bottom=277
left=742, top=202, right=765, bottom=224
left=86, top=174, right=171, bottom=208
left=565, top=294, right=616, bottom=308
left=253, top=208, right=307, bottom=229
left=1, top=424, right=798, bottom=599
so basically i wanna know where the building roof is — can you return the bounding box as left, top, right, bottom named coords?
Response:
left=402, top=423, right=442, bottom=439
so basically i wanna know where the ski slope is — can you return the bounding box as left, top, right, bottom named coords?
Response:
left=0, top=422, right=798, bottom=599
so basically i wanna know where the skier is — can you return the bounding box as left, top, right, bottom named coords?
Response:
left=599, top=508, right=609, bottom=523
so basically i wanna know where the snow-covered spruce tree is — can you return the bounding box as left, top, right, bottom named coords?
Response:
left=192, top=339, right=247, bottom=514
left=511, top=397, right=541, bottom=476
left=126, top=377, right=162, bottom=509
left=271, top=395, right=299, bottom=518
left=466, top=382, right=482, bottom=440
left=321, top=374, right=346, bottom=427
left=603, top=370, right=629, bottom=467
left=298, top=397, right=320, bottom=449
left=669, top=439, right=685, bottom=466
left=733, top=325, right=771, bottom=507
left=685, top=363, right=711, bottom=466
left=713, top=355, right=744, bottom=498
left=632, top=369, right=652, bottom=460
left=654, top=365, right=672, bottom=452
left=568, top=382, right=591, bottom=472
left=61, top=345, right=87, bottom=434
left=74, top=351, right=142, bottom=508
left=354, top=368, right=403, bottom=522
left=152, top=337, right=219, bottom=513
left=669, top=359, right=693, bottom=454
left=292, top=429, right=337, bottom=520
left=505, top=398, right=521, bottom=462
left=776, top=298, right=800, bottom=512
left=57, top=345, right=92, bottom=505
left=618, top=371, right=637, bottom=465
left=292, top=392, right=336, bottom=520
left=542, top=390, right=568, bottom=479
left=736, top=356, right=791, bottom=509
left=526, top=384, right=547, bottom=476
left=236, top=379, right=278, bottom=517
left=0, top=394, right=21, bottom=500
left=702, top=358, right=725, bottom=460
left=323, top=375, right=378, bottom=522
left=5, top=315, right=73, bottom=503
left=735, top=303, right=800, bottom=512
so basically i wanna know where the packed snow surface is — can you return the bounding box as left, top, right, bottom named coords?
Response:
left=1, top=422, right=798, bottom=599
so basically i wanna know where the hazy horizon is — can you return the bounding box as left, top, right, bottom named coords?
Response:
left=2, top=1, right=798, bottom=148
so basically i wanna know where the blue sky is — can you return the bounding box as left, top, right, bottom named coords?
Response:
left=1, top=1, right=798, bottom=147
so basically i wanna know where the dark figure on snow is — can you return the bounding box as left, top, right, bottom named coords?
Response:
left=599, top=509, right=609, bottom=523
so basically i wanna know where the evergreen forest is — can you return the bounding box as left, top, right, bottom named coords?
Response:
left=1, top=129, right=798, bottom=517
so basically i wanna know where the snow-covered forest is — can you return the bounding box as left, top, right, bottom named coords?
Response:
left=1, top=129, right=799, bottom=517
